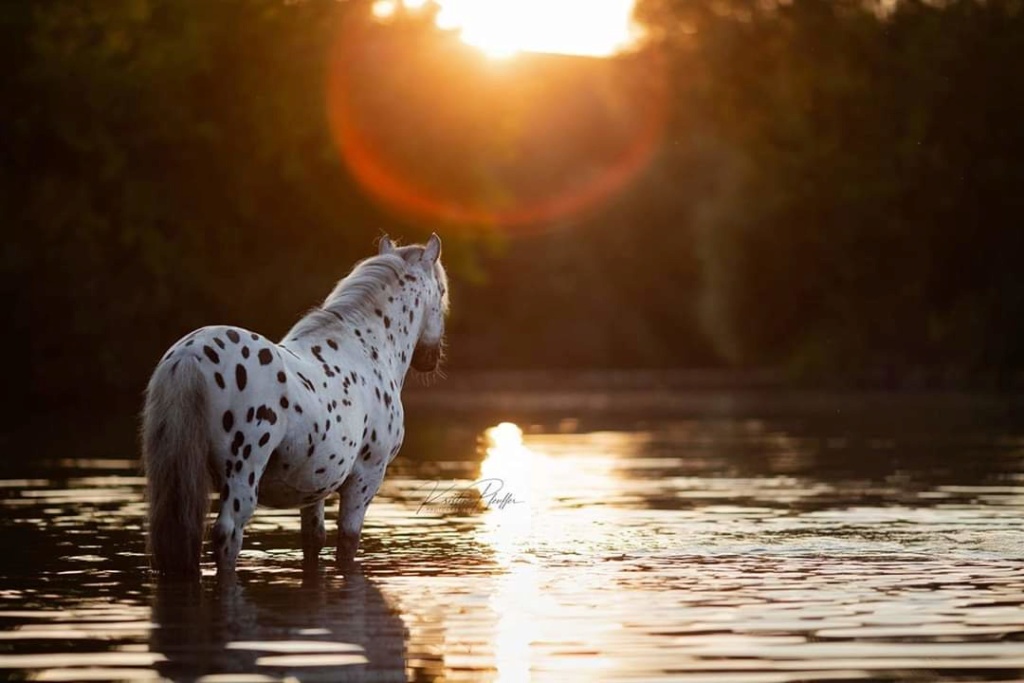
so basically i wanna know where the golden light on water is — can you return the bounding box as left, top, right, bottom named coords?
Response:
left=476, top=423, right=637, bottom=683
left=479, top=422, right=533, bottom=492
left=478, top=422, right=536, bottom=554
left=378, top=0, right=641, bottom=58
left=485, top=422, right=527, bottom=452
left=478, top=422, right=551, bottom=513
left=476, top=422, right=635, bottom=559
left=478, top=422, right=642, bottom=514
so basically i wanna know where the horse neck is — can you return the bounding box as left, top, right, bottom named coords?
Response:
left=336, top=279, right=423, bottom=388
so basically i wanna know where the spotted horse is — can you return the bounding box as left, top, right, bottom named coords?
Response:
left=141, top=235, right=448, bottom=579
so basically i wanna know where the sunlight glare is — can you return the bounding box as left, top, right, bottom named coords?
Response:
left=390, top=0, right=640, bottom=58
left=476, top=423, right=638, bottom=560
left=479, top=423, right=539, bottom=506
left=490, top=563, right=540, bottom=683
left=478, top=423, right=634, bottom=515
left=372, top=0, right=398, bottom=20
left=487, top=422, right=526, bottom=451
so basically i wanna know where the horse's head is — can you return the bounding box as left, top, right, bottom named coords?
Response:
left=380, top=233, right=449, bottom=372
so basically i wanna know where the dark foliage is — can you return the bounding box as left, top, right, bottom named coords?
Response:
left=3, top=0, right=1023, bottom=410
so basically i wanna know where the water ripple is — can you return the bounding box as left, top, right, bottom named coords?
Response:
left=0, top=401, right=1022, bottom=681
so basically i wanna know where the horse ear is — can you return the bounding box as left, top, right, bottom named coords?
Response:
left=423, top=233, right=442, bottom=263
left=378, top=236, right=396, bottom=256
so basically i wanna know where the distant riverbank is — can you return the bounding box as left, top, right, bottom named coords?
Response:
left=404, top=369, right=1024, bottom=418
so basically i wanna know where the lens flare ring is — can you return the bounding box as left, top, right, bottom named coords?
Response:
left=326, top=11, right=667, bottom=232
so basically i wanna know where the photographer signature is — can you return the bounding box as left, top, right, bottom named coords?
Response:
left=417, top=478, right=524, bottom=514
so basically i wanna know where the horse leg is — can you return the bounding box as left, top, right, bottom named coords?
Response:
left=336, top=476, right=372, bottom=567
left=336, top=508, right=365, bottom=567
left=300, top=502, right=327, bottom=565
left=208, top=412, right=283, bottom=575
left=211, top=486, right=257, bottom=577
left=211, top=450, right=269, bottom=576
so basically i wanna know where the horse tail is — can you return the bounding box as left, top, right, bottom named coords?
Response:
left=141, top=355, right=211, bottom=580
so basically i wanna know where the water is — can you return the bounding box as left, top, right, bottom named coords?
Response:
left=1, top=391, right=1023, bottom=682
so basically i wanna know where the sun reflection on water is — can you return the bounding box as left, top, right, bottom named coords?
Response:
left=490, top=563, right=538, bottom=683
left=478, top=422, right=633, bottom=510
left=475, top=422, right=654, bottom=562
left=478, top=422, right=542, bottom=505
left=476, top=422, right=538, bottom=561
left=475, top=422, right=637, bottom=683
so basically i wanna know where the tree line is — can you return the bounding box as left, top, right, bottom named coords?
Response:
left=3, top=0, right=1023, bottom=411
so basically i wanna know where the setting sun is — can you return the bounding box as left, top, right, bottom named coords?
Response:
left=384, top=0, right=641, bottom=58
left=330, top=0, right=666, bottom=229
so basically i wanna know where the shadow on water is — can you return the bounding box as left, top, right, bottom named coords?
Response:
left=151, top=569, right=407, bottom=682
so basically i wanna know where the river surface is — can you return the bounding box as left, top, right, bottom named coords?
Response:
left=1, top=391, right=1022, bottom=682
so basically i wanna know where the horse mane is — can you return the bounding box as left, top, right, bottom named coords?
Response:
left=286, top=246, right=448, bottom=340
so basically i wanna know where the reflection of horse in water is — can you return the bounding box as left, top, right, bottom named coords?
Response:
left=151, top=569, right=407, bottom=682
